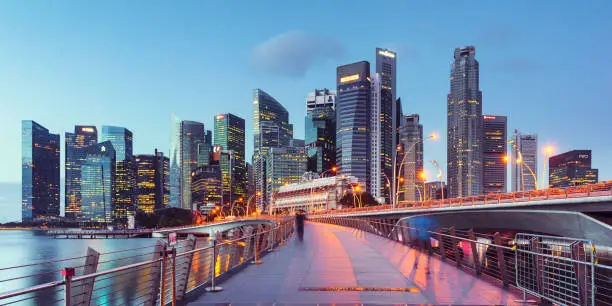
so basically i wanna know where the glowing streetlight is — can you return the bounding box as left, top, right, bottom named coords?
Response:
left=393, top=132, right=438, bottom=207
left=503, top=155, right=509, bottom=163
left=542, top=146, right=554, bottom=189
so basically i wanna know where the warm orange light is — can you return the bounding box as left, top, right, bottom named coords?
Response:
left=238, top=197, right=244, bottom=202
left=430, top=133, right=438, bottom=140
left=355, top=186, right=361, bottom=192
left=418, top=171, right=426, bottom=180
left=399, top=177, right=405, bottom=183
left=284, top=182, right=289, bottom=186
left=332, top=166, right=337, bottom=172
left=545, top=146, right=553, bottom=155
left=503, top=155, right=509, bottom=163
left=256, top=192, right=262, bottom=196
left=516, top=159, right=523, bottom=164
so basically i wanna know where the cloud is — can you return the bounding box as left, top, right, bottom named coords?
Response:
left=251, top=31, right=344, bottom=77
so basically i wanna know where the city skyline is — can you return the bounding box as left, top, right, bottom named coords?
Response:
left=2, top=2, right=611, bottom=193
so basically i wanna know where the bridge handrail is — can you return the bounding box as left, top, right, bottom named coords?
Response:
left=312, top=181, right=612, bottom=215
left=0, top=216, right=295, bottom=306
left=311, top=215, right=612, bottom=306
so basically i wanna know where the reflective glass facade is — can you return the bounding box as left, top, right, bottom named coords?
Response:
left=447, top=46, right=483, bottom=197
left=375, top=48, right=397, bottom=200
left=21, top=121, right=60, bottom=223
left=336, top=61, right=371, bottom=190
left=511, top=131, right=538, bottom=191
left=253, top=89, right=292, bottom=150
left=264, top=147, right=307, bottom=210
left=81, top=141, right=115, bottom=226
left=101, top=126, right=134, bottom=227
left=305, top=105, right=336, bottom=174
left=214, top=113, right=247, bottom=205
left=135, top=149, right=169, bottom=213
left=398, top=114, right=423, bottom=201
left=65, top=126, right=97, bottom=220
left=483, top=115, right=507, bottom=194
left=549, top=150, right=598, bottom=188
left=169, top=116, right=206, bottom=209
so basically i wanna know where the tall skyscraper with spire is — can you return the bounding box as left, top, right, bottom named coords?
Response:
left=447, top=46, right=483, bottom=198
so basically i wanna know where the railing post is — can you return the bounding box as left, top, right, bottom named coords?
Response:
left=205, top=239, right=223, bottom=292
left=72, top=247, right=99, bottom=306
left=242, top=227, right=254, bottom=260
left=62, top=267, right=75, bottom=306
left=251, top=225, right=263, bottom=265
left=468, top=229, right=481, bottom=275
left=493, top=232, right=509, bottom=287
left=438, top=229, right=447, bottom=259
left=449, top=227, right=461, bottom=267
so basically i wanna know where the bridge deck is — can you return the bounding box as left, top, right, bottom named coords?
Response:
left=193, top=221, right=526, bottom=304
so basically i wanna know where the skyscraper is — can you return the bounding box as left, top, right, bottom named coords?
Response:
left=264, top=147, right=307, bottom=209
left=253, top=89, right=292, bottom=150
left=305, top=90, right=336, bottom=174
left=198, top=130, right=213, bottom=167
left=101, top=126, right=135, bottom=227
left=81, top=141, right=116, bottom=226
left=306, top=89, right=336, bottom=115
left=65, top=125, right=98, bottom=220
left=336, top=61, right=371, bottom=190
left=511, top=130, right=538, bottom=191
left=169, top=115, right=206, bottom=209
left=549, top=150, right=598, bottom=188
left=191, top=165, right=223, bottom=208
left=398, top=114, right=424, bottom=202
left=483, top=115, right=507, bottom=194
left=374, top=48, right=397, bottom=202
left=447, top=46, right=483, bottom=198
left=135, top=149, right=169, bottom=213
left=214, top=113, right=247, bottom=206
left=252, top=89, right=293, bottom=210
left=22, top=120, right=60, bottom=223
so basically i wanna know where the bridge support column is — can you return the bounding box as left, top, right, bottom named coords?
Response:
left=449, top=227, right=461, bottom=267
left=468, top=229, right=481, bottom=275
left=73, top=247, right=100, bottom=306
left=145, top=240, right=165, bottom=306
left=493, top=232, right=509, bottom=287
left=175, top=235, right=197, bottom=301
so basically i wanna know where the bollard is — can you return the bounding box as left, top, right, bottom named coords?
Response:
left=62, top=267, right=75, bottom=306
left=205, top=240, right=223, bottom=292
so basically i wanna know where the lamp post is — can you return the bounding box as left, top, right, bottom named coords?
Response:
left=394, top=133, right=437, bottom=208
left=508, top=140, right=539, bottom=191
left=246, top=192, right=261, bottom=217
left=542, top=146, right=553, bottom=189
left=430, top=160, right=444, bottom=200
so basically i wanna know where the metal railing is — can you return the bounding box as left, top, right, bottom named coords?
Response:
left=312, top=181, right=612, bottom=215
left=0, top=217, right=294, bottom=306
left=311, top=216, right=612, bottom=306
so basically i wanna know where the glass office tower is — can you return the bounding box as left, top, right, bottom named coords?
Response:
left=264, top=147, right=308, bottom=209
left=169, top=115, right=206, bottom=210
left=375, top=48, right=397, bottom=201
left=305, top=105, right=336, bottom=174
left=336, top=61, right=371, bottom=190
left=22, top=120, right=60, bottom=223
left=65, top=126, right=98, bottom=220
left=398, top=114, right=424, bottom=202
left=483, top=115, right=507, bottom=194
left=214, top=113, right=247, bottom=205
left=549, top=150, right=598, bottom=188
left=101, top=126, right=134, bottom=227
left=135, top=149, right=169, bottom=213
left=511, top=130, right=538, bottom=191
left=447, top=46, right=483, bottom=198
left=81, top=141, right=116, bottom=226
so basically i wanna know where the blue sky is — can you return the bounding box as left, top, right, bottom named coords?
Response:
left=1, top=0, right=611, bottom=188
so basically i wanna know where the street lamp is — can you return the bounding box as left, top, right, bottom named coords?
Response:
left=246, top=192, right=261, bottom=217
left=319, top=166, right=337, bottom=178
left=430, top=160, right=444, bottom=200
left=542, top=146, right=554, bottom=189
left=508, top=140, right=539, bottom=191
left=393, top=133, right=438, bottom=207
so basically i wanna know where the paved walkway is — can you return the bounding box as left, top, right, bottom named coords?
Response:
left=192, top=221, right=526, bottom=305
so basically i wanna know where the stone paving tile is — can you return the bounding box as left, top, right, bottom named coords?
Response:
left=191, top=221, right=527, bottom=305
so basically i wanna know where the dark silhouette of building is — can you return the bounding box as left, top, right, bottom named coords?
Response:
left=305, top=91, right=336, bottom=174
left=135, top=149, right=170, bottom=213
left=549, top=150, right=598, bottom=188
left=483, top=115, right=507, bottom=194
left=21, top=120, right=60, bottom=223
